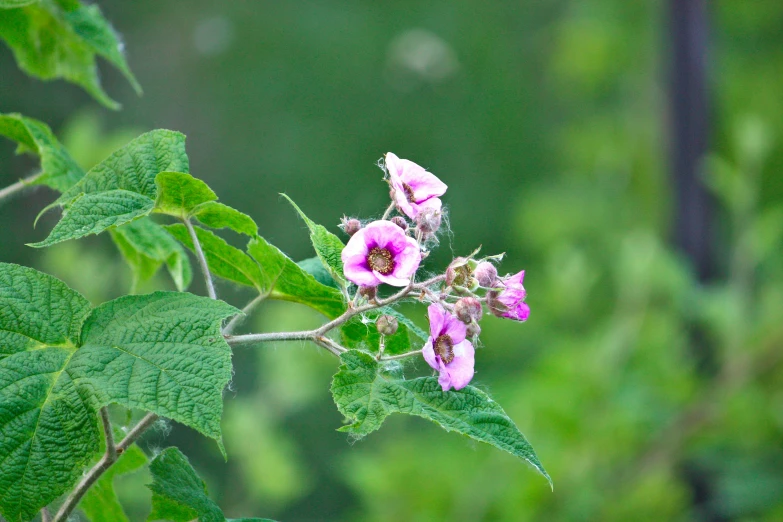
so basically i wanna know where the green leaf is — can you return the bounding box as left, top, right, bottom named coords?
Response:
left=0, top=1, right=138, bottom=109
left=148, top=447, right=223, bottom=522
left=154, top=171, right=217, bottom=219
left=297, top=256, right=338, bottom=288
left=111, top=218, right=192, bottom=291
left=72, top=292, right=238, bottom=450
left=331, top=350, right=551, bottom=485
left=58, top=1, right=142, bottom=95
left=248, top=235, right=346, bottom=319
left=29, top=189, right=155, bottom=247
left=165, top=224, right=265, bottom=291
left=79, top=444, right=148, bottom=522
left=147, top=447, right=277, bottom=522
left=192, top=201, right=258, bottom=236
left=281, top=194, right=346, bottom=285
left=0, top=264, right=238, bottom=520
left=340, top=308, right=413, bottom=356
left=34, top=129, right=188, bottom=246
left=0, top=263, right=97, bottom=522
left=0, top=112, right=85, bottom=192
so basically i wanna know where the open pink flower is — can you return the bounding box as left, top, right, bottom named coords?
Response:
left=341, top=220, right=421, bottom=287
left=385, top=152, right=447, bottom=220
left=422, top=304, right=475, bottom=391
left=488, top=270, right=530, bottom=322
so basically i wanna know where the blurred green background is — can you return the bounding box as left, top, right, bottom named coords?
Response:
left=2, top=1, right=783, bottom=520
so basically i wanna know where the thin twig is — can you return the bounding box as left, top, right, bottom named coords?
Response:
left=99, top=407, right=117, bottom=462
left=222, top=293, right=267, bottom=335
left=52, top=412, right=159, bottom=522
left=0, top=173, right=41, bottom=205
left=380, top=349, right=423, bottom=361
left=185, top=218, right=217, bottom=300
left=40, top=507, right=51, bottom=522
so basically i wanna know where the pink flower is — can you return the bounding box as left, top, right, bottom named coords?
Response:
left=422, top=304, right=475, bottom=391
left=488, top=270, right=530, bottom=322
left=341, top=220, right=421, bottom=287
left=385, top=152, right=447, bottom=220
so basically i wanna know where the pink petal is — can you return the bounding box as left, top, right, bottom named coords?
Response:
left=421, top=338, right=438, bottom=371
left=390, top=235, right=421, bottom=280
left=427, top=304, right=447, bottom=338
left=503, top=302, right=530, bottom=322
left=384, top=152, right=403, bottom=180
left=506, top=270, right=525, bottom=288
left=397, top=161, right=447, bottom=202
left=441, top=313, right=467, bottom=344
left=341, top=227, right=378, bottom=286
left=444, top=340, right=475, bottom=390
left=362, top=220, right=409, bottom=252
left=374, top=270, right=410, bottom=287
left=438, top=370, right=453, bottom=392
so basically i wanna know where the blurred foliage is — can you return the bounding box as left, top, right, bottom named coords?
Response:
left=1, top=0, right=783, bottom=520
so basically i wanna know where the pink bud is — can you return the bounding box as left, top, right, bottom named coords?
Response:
left=454, top=297, right=482, bottom=324
left=416, top=207, right=442, bottom=235
left=359, top=285, right=377, bottom=301
left=474, top=262, right=498, bottom=287
left=340, top=217, right=362, bottom=237
left=390, top=216, right=408, bottom=231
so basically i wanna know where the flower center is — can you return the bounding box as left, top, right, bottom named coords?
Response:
left=367, top=247, right=395, bottom=275
left=402, top=182, right=416, bottom=203
left=434, top=334, right=455, bottom=364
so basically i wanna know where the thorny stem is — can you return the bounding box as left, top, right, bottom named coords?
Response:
left=53, top=412, right=159, bottom=522
left=0, top=173, right=41, bottom=205
left=222, top=293, right=267, bottom=335
left=185, top=218, right=217, bottom=300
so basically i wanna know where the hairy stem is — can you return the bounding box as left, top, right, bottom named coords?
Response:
left=0, top=173, right=42, bottom=206
left=222, top=293, right=267, bottom=335
left=53, top=412, right=159, bottom=522
left=381, top=201, right=396, bottom=220
left=40, top=507, right=51, bottom=522
left=185, top=218, right=217, bottom=300
left=99, top=407, right=117, bottom=462
left=380, top=349, right=423, bottom=361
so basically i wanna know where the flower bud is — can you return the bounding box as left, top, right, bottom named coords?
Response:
left=467, top=321, right=481, bottom=338
left=454, top=297, right=482, bottom=324
left=376, top=315, right=398, bottom=336
left=416, top=207, right=442, bottom=235
left=340, top=217, right=362, bottom=237
left=390, top=216, right=408, bottom=231
left=474, top=262, right=498, bottom=287
left=359, top=285, right=377, bottom=301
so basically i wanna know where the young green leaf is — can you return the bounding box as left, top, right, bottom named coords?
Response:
left=148, top=447, right=277, bottom=522
left=71, top=292, right=238, bottom=451
left=0, top=112, right=85, bottom=192
left=33, top=130, right=188, bottom=246
left=165, top=224, right=266, bottom=291
left=280, top=194, right=346, bottom=285
left=248, top=235, right=346, bottom=319
left=111, top=218, right=192, bottom=291
left=0, top=0, right=139, bottom=108
left=29, top=189, right=156, bottom=247
left=192, top=201, right=258, bottom=236
left=154, top=171, right=217, bottom=219
left=79, top=444, right=148, bottom=522
left=331, top=350, right=551, bottom=485
left=0, top=263, right=98, bottom=522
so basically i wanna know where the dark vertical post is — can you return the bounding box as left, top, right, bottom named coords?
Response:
left=670, top=0, right=712, bottom=281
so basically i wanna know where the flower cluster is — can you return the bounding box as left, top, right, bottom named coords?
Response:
left=340, top=153, right=530, bottom=391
